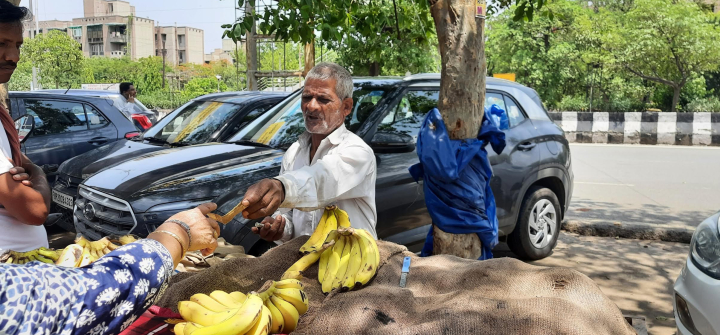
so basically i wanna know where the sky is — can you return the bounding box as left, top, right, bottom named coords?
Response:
left=18, top=0, right=239, bottom=53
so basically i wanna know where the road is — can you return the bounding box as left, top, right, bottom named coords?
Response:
left=567, top=143, right=720, bottom=229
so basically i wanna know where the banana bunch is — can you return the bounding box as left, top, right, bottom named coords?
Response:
left=73, top=236, right=120, bottom=267
left=1, top=247, right=60, bottom=264
left=318, top=227, right=379, bottom=294
left=175, top=278, right=308, bottom=335
left=299, top=206, right=351, bottom=254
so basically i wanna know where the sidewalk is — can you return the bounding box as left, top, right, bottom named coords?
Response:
left=496, top=232, right=688, bottom=335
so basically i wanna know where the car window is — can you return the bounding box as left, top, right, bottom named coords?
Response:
left=224, top=104, right=270, bottom=138
left=486, top=93, right=507, bottom=111
left=24, top=99, right=88, bottom=136
left=503, top=95, right=526, bottom=128
left=231, top=88, right=391, bottom=150
left=144, top=101, right=244, bottom=145
left=377, top=90, right=439, bottom=139
left=85, top=104, right=109, bottom=129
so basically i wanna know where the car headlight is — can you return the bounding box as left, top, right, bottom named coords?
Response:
left=146, top=199, right=215, bottom=212
left=690, top=214, right=720, bottom=279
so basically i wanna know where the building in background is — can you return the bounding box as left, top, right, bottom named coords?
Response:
left=205, top=38, right=240, bottom=64
left=155, top=26, right=205, bottom=66
left=23, top=0, right=206, bottom=64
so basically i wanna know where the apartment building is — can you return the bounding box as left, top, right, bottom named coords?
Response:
left=23, top=0, right=206, bottom=65
left=205, top=38, right=241, bottom=64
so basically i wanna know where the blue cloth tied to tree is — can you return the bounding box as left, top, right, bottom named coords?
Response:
left=409, top=106, right=506, bottom=260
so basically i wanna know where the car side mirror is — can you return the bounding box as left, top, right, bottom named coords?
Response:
left=370, top=131, right=416, bottom=154
left=14, top=114, right=35, bottom=144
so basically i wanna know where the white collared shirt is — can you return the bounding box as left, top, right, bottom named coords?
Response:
left=274, top=124, right=377, bottom=242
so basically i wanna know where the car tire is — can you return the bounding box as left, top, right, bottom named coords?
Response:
left=507, top=186, right=561, bottom=260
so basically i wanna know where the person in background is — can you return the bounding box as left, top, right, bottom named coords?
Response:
left=116, top=82, right=138, bottom=118
left=0, top=0, right=51, bottom=252
left=0, top=203, right=221, bottom=335
left=241, top=62, right=378, bottom=243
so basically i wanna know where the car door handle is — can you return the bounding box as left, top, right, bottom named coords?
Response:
left=518, top=142, right=537, bottom=151
left=88, top=137, right=109, bottom=145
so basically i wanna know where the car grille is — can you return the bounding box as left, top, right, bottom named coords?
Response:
left=74, top=186, right=138, bottom=240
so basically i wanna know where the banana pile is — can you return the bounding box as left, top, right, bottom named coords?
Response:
left=1, top=235, right=138, bottom=267
left=174, top=278, right=308, bottom=335
left=299, top=206, right=351, bottom=253
left=1, top=247, right=60, bottom=264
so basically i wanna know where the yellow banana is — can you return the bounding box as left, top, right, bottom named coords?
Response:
left=89, top=237, right=111, bottom=252
left=190, top=293, right=264, bottom=335
left=119, top=235, right=137, bottom=245
left=318, top=230, right=340, bottom=283
left=334, top=208, right=351, bottom=228
left=78, top=247, right=93, bottom=267
left=269, top=296, right=300, bottom=333
left=244, top=305, right=272, bottom=335
left=356, top=229, right=380, bottom=269
left=182, top=322, right=203, bottom=335
left=342, top=234, right=363, bottom=290
left=75, top=236, right=89, bottom=248
left=283, top=240, right=335, bottom=280
left=56, top=244, right=83, bottom=267
left=354, top=229, right=379, bottom=287
left=274, top=278, right=304, bottom=291
left=229, top=291, right=247, bottom=304
left=37, top=248, right=60, bottom=261
left=178, top=301, right=235, bottom=326
left=322, top=235, right=345, bottom=294
left=299, top=210, right=329, bottom=253
left=273, top=288, right=309, bottom=315
left=209, top=291, right=242, bottom=308
left=107, top=242, right=118, bottom=251
left=5, top=256, right=13, bottom=264
left=333, top=236, right=353, bottom=291
left=174, top=321, right=187, bottom=334
left=265, top=299, right=284, bottom=334
left=190, top=293, right=231, bottom=313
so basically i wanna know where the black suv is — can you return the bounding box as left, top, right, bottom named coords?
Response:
left=72, top=74, right=573, bottom=259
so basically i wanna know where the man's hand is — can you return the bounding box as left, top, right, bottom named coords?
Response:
left=241, top=178, right=285, bottom=220
left=252, top=215, right=285, bottom=242
left=9, top=165, right=32, bottom=187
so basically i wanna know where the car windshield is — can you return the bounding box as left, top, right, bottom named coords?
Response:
left=228, top=87, right=390, bottom=150
left=142, top=100, right=245, bottom=146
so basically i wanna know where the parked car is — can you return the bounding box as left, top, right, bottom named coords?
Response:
left=7, top=91, right=141, bottom=176
left=51, top=91, right=289, bottom=233
left=674, top=211, right=720, bottom=335
left=39, top=89, right=158, bottom=130
left=71, top=74, right=573, bottom=259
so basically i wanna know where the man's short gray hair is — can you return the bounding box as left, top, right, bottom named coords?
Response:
left=306, top=62, right=353, bottom=100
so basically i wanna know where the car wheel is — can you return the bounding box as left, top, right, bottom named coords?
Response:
left=507, top=186, right=561, bottom=260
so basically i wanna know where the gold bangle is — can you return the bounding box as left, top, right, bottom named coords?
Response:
left=154, top=230, right=187, bottom=256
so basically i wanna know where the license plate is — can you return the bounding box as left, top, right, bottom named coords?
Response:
left=52, top=190, right=75, bottom=210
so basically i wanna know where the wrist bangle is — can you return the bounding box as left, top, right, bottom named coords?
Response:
left=166, top=219, right=192, bottom=249
left=154, top=230, right=187, bottom=256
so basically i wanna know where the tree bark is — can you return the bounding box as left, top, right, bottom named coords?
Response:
left=368, top=61, right=380, bottom=76
left=302, top=42, right=315, bottom=77
left=430, top=0, right=486, bottom=259
left=245, top=0, right=258, bottom=91
left=671, top=85, right=680, bottom=113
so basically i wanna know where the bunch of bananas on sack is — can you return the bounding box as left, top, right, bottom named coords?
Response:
left=174, top=278, right=308, bottom=335
left=298, top=206, right=351, bottom=253
left=317, top=227, right=379, bottom=294
left=0, top=247, right=60, bottom=264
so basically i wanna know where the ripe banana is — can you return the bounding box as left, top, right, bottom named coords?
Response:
left=178, top=301, right=236, bottom=327
left=229, top=291, right=247, bottom=304
left=273, top=288, right=309, bottom=315
left=342, top=234, right=363, bottom=291
left=56, top=244, right=83, bottom=267
left=174, top=322, right=186, bottom=334
left=318, top=231, right=340, bottom=283
left=283, top=240, right=335, bottom=280
left=334, top=208, right=351, bottom=228
left=190, top=293, right=231, bottom=313
left=265, top=299, right=284, bottom=334
left=190, top=293, right=264, bottom=335
left=209, top=291, right=242, bottom=308
left=274, top=278, right=304, bottom=291
left=77, top=246, right=93, bottom=267
left=182, top=322, right=203, bottom=335
left=322, top=234, right=345, bottom=294
left=333, top=236, right=353, bottom=291
left=118, top=235, right=138, bottom=245
left=269, top=295, right=300, bottom=333
left=299, top=209, right=329, bottom=253
left=353, top=229, right=380, bottom=287
left=244, top=304, right=272, bottom=335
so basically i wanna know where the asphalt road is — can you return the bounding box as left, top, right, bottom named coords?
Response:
left=567, top=143, right=720, bottom=229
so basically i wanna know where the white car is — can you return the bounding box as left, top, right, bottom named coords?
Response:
left=674, top=212, right=720, bottom=335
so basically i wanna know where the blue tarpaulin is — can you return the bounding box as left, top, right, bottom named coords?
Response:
left=409, top=106, right=507, bottom=260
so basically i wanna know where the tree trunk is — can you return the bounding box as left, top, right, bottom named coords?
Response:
left=671, top=85, right=680, bottom=113
left=430, top=0, right=486, bottom=259
left=368, top=61, right=380, bottom=76
left=302, top=42, right=315, bottom=77
left=245, top=0, right=258, bottom=91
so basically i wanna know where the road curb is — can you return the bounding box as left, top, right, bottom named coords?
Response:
left=561, top=220, right=694, bottom=244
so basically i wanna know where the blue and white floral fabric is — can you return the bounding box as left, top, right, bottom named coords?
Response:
left=0, top=239, right=175, bottom=335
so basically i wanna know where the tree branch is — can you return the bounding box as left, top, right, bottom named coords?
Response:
left=622, top=64, right=677, bottom=87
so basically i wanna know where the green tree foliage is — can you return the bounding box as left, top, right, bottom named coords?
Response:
left=19, top=30, right=83, bottom=89
left=84, top=56, right=166, bottom=94
left=181, top=77, right=228, bottom=100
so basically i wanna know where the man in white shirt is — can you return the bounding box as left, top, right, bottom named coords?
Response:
left=0, top=1, right=51, bottom=252
left=114, top=82, right=138, bottom=118
left=241, top=62, right=377, bottom=242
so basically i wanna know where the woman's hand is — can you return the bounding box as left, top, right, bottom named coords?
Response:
left=153, top=203, right=221, bottom=259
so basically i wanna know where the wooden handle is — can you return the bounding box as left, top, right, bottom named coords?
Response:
left=207, top=201, right=248, bottom=225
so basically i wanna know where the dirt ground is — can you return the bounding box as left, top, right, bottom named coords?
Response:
left=495, top=232, right=688, bottom=335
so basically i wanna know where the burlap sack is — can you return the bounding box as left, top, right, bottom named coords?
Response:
left=157, top=236, right=635, bottom=335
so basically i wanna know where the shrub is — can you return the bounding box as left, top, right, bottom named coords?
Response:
left=686, top=96, right=720, bottom=112
left=554, top=95, right=588, bottom=111
left=137, top=91, right=191, bottom=110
